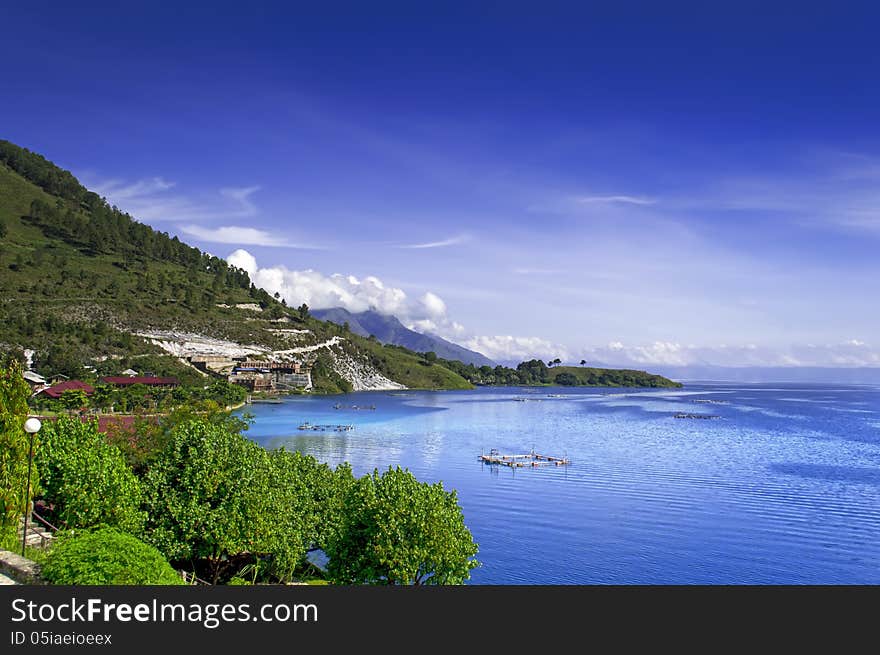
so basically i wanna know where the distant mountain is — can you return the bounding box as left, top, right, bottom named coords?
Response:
left=312, top=308, right=496, bottom=368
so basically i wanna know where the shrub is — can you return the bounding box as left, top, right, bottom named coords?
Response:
left=326, top=467, right=479, bottom=585
left=42, top=528, right=183, bottom=585
left=0, top=360, right=36, bottom=541
left=36, top=418, right=143, bottom=533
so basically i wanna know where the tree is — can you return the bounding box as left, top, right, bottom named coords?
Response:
left=326, top=467, right=479, bottom=585
left=0, top=219, right=7, bottom=239
left=0, top=360, right=36, bottom=540
left=423, top=351, right=438, bottom=365
left=36, top=418, right=143, bottom=533
left=580, top=359, right=587, bottom=366
left=142, top=419, right=290, bottom=584
left=556, top=372, right=579, bottom=386
left=59, top=389, right=89, bottom=413
left=297, top=303, right=310, bottom=321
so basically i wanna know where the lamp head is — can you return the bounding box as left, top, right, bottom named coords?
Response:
left=24, top=418, right=42, bottom=434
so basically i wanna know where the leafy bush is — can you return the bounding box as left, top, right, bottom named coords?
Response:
left=36, top=418, right=143, bottom=533
left=0, top=360, right=36, bottom=541
left=142, top=419, right=295, bottom=583
left=326, top=466, right=479, bottom=585
left=42, top=528, right=183, bottom=585
left=142, top=419, right=355, bottom=584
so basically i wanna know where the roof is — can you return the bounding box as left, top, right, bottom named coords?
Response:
left=23, top=371, right=46, bottom=384
left=99, top=376, right=180, bottom=386
left=121, top=368, right=139, bottom=376
left=41, top=380, right=95, bottom=399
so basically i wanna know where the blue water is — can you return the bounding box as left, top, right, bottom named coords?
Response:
left=238, top=383, right=880, bottom=584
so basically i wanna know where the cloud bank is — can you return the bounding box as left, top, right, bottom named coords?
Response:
left=226, top=250, right=880, bottom=368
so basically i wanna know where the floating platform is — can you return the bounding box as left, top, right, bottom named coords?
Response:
left=333, top=403, right=376, bottom=410
left=674, top=413, right=721, bottom=419
left=479, top=449, right=570, bottom=467
left=298, top=422, right=354, bottom=432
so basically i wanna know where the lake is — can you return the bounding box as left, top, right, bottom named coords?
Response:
left=237, top=383, right=880, bottom=584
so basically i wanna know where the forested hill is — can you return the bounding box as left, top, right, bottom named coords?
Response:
left=0, top=139, right=471, bottom=391
left=439, top=358, right=683, bottom=388
left=0, top=139, right=263, bottom=301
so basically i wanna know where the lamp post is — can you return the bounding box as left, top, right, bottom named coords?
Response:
left=21, top=417, right=41, bottom=556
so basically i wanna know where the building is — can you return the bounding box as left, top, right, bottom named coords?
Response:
left=227, top=360, right=311, bottom=391
left=99, top=376, right=180, bottom=388
left=22, top=371, right=46, bottom=391
left=49, top=373, right=69, bottom=384
left=236, top=360, right=303, bottom=374
left=39, top=380, right=95, bottom=399
left=189, top=356, right=236, bottom=375
left=120, top=368, right=139, bottom=377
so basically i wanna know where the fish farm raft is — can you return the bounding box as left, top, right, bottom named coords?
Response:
left=479, top=449, right=570, bottom=468
left=298, top=422, right=354, bottom=432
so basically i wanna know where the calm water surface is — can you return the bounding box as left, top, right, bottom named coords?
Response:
left=238, top=383, right=880, bottom=584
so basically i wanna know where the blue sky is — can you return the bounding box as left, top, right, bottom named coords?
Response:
left=3, top=2, right=880, bottom=366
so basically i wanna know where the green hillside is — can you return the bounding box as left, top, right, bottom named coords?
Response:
left=438, top=357, right=682, bottom=388
left=544, top=365, right=681, bottom=388
left=0, top=140, right=471, bottom=391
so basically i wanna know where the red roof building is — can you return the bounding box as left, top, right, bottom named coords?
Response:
left=40, top=380, right=95, bottom=399
left=99, top=376, right=180, bottom=387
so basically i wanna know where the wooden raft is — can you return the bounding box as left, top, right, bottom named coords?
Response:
left=479, top=449, right=570, bottom=468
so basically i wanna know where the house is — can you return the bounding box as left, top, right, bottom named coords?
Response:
left=22, top=371, right=47, bottom=391
left=39, top=380, right=95, bottom=399
left=99, top=376, right=180, bottom=388
left=120, top=368, right=139, bottom=377
left=49, top=373, right=69, bottom=384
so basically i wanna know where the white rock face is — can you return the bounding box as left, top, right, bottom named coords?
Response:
left=327, top=348, right=406, bottom=391
left=134, top=331, right=407, bottom=391
left=136, top=331, right=265, bottom=359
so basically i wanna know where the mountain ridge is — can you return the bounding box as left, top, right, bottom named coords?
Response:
left=312, top=307, right=496, bottom=368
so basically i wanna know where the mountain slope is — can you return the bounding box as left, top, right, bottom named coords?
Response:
left=312, top=308, right=496, bottom=367
left=0, top=139, right=472, bottom=392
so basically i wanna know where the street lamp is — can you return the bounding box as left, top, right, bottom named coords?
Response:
left=21, top=417, right=41, bottom=556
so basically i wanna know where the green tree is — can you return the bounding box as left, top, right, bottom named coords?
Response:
left=59, top=389, right=89, bottom=413
left=36, top=418, right=143, bottom=533
left=555, top=372, right=579, bottom=386
left=297, top=303, right=310, bottom=321
left=0, top=360, right=36, bottom=540
left=142, top=419, right=285, bottom=584
left=0, top=219, right=7, bottom=239
left=326, top=467, right=479, bottom=585
left=580, top=359, right=587, bottom=366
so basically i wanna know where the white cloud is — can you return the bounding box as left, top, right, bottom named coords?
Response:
left=219, top=186, right=260, bottom=214
left=575, top=340, right=880, bottom=368
left=512, top=267, right=562, bottom=275
left=397, top=234, right=471, bottom=249
left=181, top=225, right=320, bottom=248
left=227, top=249, right=443, bottom=324
left=226, top=249, right=557, bottom=363
left=87, top=176, right=261, bottom=223
left=575, top=194, right=657, bottom=206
